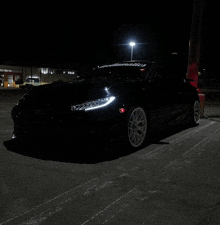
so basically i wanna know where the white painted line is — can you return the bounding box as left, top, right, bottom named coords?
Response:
left=166, top=126, right=220, bottom=168
left=81, top=188, right=138, bottom=225
left=139, top=121, right=216, bottom=160
left=0, top=178, right=99, bottom=225
left=170, top=121, right=216, bottom=144
left=183, top=126, right=220, bottom=156
left=1, top=174, right=128, bottom=225
left=84, top=181, right=113, bottom=196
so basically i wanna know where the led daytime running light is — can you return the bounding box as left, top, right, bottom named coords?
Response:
left=71, top=96, right=115, bottom=111
left=98, top=63, right=146, bottom=69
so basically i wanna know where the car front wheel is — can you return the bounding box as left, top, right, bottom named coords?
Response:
left=189, top=100, right=200, bottom=126
left=128, top=107, right=148, bottom=148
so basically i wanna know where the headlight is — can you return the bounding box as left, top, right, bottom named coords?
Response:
left=71, top=96, right=116, bottom=111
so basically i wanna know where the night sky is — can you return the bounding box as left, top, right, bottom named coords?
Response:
left=1, top=1, right=218, bottom=69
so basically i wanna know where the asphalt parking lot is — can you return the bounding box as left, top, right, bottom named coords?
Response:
left=0, top=88, right=220, bottom=224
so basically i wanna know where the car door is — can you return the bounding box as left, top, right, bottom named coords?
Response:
left=162, top=77, right=186, bottom=121
left=144, top=66, right=184, bottom=124
left=150, top=74, right=176, bottom=123
left=139, top=74, right=171, bottom=126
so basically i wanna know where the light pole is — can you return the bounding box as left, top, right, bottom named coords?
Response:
left=130, top=42, right=135, bottom=61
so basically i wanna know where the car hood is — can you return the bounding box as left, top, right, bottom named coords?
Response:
left=20, top=78, right=136, bottom=106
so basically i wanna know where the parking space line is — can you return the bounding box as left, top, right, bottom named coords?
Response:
left=182, top=126, right=220, bottom=156
left=81, top=188, right=138, bottom=225
left=1, top=173, right=132, bottom=225
left=139, top=121, right=216, bottom=160
left=170, top=121, right=216, bottom=144
left=0, top=178, right=99, bottom=225
left=165, top=126, right=220, bottom=168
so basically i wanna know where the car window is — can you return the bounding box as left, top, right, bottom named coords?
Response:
left=148, top=61, right=186, bottom=82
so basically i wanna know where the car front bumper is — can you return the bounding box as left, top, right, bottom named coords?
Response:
left=11, top=104, right=128, bottom=140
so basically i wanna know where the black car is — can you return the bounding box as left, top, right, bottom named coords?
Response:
left=20, top=84, right=33, bottom=90
left=11, top=61, right=200, bottom=148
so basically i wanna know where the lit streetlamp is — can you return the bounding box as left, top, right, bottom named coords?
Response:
left=129, top=42, right=135, bottom=61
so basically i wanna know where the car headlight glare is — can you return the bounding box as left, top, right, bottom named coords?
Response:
left=71, top=96, right=116, bottom=111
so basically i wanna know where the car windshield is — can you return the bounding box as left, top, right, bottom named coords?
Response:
left=83, top=63, right=152, bottom=80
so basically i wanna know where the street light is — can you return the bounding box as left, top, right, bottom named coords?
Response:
left=130, top=42, right=135, bottom=61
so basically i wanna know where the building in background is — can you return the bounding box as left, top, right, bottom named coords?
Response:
left=0, top=64, right=77, bottom=88
left=0, top=65, right=22, bottom=88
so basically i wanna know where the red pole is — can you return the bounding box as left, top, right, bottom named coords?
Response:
left=187, top=0, right=206, bottom=117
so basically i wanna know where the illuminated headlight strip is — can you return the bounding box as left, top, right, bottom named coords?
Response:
left=98, top=63, right=146, bottom=68
left=71, top=96, right=116, bottom=111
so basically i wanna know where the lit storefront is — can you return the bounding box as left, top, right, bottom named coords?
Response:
left=0, top=64, right=77, bottom=88
left=0, top=66, right=23, bottom=88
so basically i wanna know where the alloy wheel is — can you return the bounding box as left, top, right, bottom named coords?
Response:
left=128, top=107, right=147, bottom=147
left=194, top=101, right=200, bottom=124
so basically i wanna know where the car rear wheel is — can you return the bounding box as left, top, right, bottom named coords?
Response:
left=128, top=107, right=148, bottom=148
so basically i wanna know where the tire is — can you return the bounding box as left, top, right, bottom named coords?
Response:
left=127, top=107, right=149, bottom=148
left=188, top=100, right=200, bottom=126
